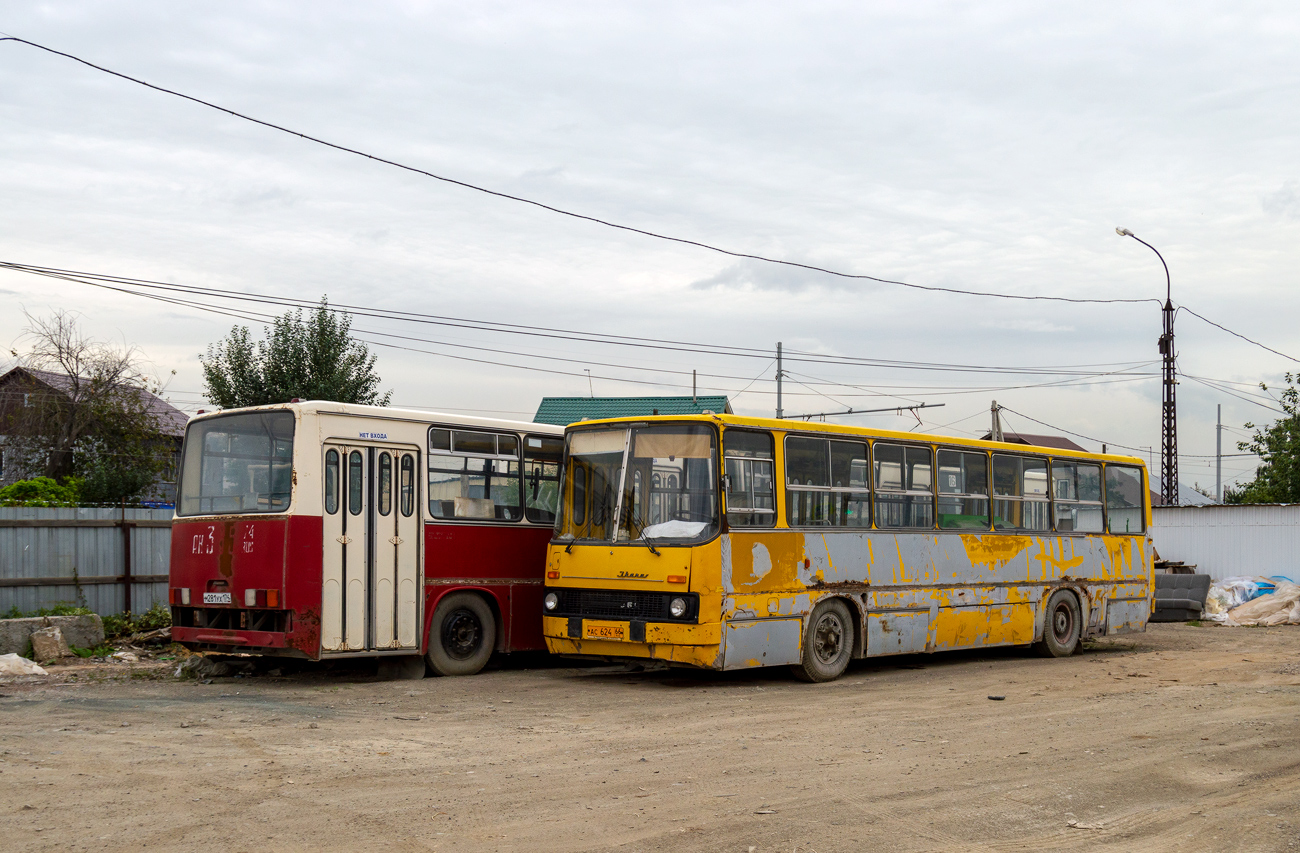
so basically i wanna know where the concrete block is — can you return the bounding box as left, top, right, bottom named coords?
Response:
left=30, top=626, right=72, bottom=661
left=0, top=615, right=106, bottom=655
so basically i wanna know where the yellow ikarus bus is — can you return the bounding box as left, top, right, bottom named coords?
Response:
left=541, top=414, right=1152, bottom=682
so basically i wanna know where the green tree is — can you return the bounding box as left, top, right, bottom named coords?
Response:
left=201, top=298, right=390, bottom=409
left=0, top=476, right=80, bottom=507
left=1225, top=373, right=1300, bottom=504
left=5, top=311, right=172, bottom=503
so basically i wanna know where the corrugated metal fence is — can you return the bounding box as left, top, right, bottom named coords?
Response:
left=1152, top=504, right=1300, bottom=581
left=0, top=507, right=173, bottom=617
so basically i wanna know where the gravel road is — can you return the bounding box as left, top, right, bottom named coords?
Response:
left=2, top=623, right=1298, bottom=852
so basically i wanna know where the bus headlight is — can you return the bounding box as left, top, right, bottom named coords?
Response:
left=669, top=597, right=687, bottom=618
left=544, top=592, right=559, bottom=611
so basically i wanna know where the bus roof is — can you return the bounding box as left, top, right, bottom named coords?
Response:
left=565, top=412, right=1146, bottom=467
left=182, top=400, right=564, bottom=435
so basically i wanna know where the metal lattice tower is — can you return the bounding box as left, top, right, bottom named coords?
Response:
left=1160, top=296, right=1178, bottom=504
left=1118, top=227, right=1177, bottom=505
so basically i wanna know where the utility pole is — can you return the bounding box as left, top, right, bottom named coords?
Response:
left=1117, top=228, right=1177, bottom=505
left=990, top=400, right=1004, bottom=442
left=692, top=369, right=697, bottom=406
left=775, top=342, right=784, bottom=419
left=1215, top=403, right=1222, bottom=502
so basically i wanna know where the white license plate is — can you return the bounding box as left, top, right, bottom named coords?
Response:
left=203, top=592, right=232, bottom=605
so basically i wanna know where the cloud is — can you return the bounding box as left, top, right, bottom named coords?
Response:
left=1262, top=181, right=1300, bottom=220
left=689, top=258, right=864, bottom=294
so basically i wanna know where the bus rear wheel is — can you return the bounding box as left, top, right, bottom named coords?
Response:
left=426, top=592, right=496, bottom=676
left=793, top=599, right=853, bottom=682
left=1035, top=589, right=1081, bottom=658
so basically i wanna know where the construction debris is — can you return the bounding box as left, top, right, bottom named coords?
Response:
left=0, top=652, right=48, bottom=676
left=29, top=626, right=73, bottom=661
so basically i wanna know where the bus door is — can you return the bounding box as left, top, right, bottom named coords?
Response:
left=321, top=444, right=421, bottom=652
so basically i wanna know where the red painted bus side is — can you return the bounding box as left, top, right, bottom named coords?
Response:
left=170, top=516, right=553, bottom=659
left=422, top=523, right=554, bottom=652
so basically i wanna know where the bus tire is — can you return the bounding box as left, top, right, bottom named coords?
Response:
left=1035, top=589, right=1081, bottom=658
left=426, top=592, right=497, bottom=676
left=793, top=599, right=853, bottom=683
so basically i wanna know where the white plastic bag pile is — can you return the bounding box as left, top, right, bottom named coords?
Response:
left=0, top=652, right=49, bottom=676
left=1203, top=576, right=1300, bottom=626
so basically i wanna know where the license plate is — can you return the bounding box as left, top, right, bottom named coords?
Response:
left=583, top=620, right=626, bottom=641
left=203, top=592, right=232, bottom=605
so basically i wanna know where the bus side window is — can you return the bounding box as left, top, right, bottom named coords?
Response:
left=873, top=443, right=934, bottom=528
left=427, top=428, right=523, bottom=521
left=937, top=449, right=988, bottom=529
left=524, top=434, right=563, bottom=524
left=400, top=454, right=415, bottom=517
left=1105, top=464, right=1146, bottom=534
left=1052, top=460, right=1102, bottom=533
left=324, top=449, right=339, bottom=514
left=992, top=455, right=1050, bottom=531
left=724, top=429, right=775, bottom=528
left=378, top=452, right=392, bottom=516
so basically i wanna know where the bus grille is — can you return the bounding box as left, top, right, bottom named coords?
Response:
left=548, top=589, right=698, bottom=622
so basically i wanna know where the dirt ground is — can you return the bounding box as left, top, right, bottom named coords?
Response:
left=2, top=624, right=1298, bottom=853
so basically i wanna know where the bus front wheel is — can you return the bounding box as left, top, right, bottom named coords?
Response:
left=1035, top=590, right=1081, bottom=658
left=793, top=599, right=854, bottom=682
left=426, top=592, right=497, bottom=676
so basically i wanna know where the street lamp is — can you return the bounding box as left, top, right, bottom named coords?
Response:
left=1116, top=227, right=1177, bottom=505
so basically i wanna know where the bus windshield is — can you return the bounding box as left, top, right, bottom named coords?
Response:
left=177, top=411, right=295, bottom=516
left=557, top=423, right=718, bottom=544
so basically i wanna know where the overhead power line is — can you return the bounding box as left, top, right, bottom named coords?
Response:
left=1, top=35, right=1160, bottom=307
left=0, top=260, right=1164, bottom=379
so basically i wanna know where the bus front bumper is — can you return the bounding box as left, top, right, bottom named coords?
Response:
left=542, top=615, right=721, bottom=668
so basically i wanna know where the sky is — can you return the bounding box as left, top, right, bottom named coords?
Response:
left=2, top=1, right=1298, bottom=494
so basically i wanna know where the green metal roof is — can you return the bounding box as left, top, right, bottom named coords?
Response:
left=533, top=395, right=732, bottom=426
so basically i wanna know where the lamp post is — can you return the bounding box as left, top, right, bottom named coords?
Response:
left=1116, top=227, right=1177, bottom=505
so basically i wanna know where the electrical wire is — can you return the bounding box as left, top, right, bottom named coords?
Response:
left=0, top=36, right=1165, bottom=307
left=0, top=260, right=1175, bottom=380
left=1181, top=307, right=1299, bottom=364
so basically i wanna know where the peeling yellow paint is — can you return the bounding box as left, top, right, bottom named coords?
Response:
left=1032, top=538, right=1085, bottom=579
left=959, top=534, right=1031, bottom=571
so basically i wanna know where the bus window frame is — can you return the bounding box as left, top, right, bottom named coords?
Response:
left=1103, top=462, right=1147, bottom=535
left=782, top=432, right=871, bottom=529
left=991, top=452, right=1052, bottom=532
left=426, top=425, right=525, bottom=524
left=935, top=447, right=991, bottom=531
left=723, top=428, right=777, bottom=529
left=523, top=433, right=564, bottom=525
left=871, top=441, right=936, bottom=530
left=1050, top=457, right=1104, bottom=535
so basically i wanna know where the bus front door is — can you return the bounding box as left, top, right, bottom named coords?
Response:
left=322, top=444, right=421, bottom=653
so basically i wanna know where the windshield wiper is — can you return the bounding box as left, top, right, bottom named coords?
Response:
left=625, top=514, right=661, bottom=556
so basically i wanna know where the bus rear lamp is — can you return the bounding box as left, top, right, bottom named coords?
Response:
left=243, top=589, right=280, bottom=607
left=669, top=597, right=687, bottom=618
left=544, top=592, right=559, bottom=611
left=171, top=587, right=190, bottom=605
left=667, top=575, right=686, bottom=584
left=547, top=571, right=559, bottom=579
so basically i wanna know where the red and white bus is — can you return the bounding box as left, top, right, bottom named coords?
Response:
left=168, top=402, right=564, bottom=675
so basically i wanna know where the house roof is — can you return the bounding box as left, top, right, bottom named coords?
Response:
left=534, top=395, right=733, bottom=426
left=978, top=430, right=1088, bottom=452
left=0, top=366, right=188, bottom=437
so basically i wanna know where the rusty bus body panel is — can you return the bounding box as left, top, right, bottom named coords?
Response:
left=715, top=530, right=1151, bottom=670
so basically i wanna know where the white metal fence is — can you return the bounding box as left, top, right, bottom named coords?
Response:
left=0, top=507, right=173, bottom=617
left=1151, top=504, right=1300, bottom=581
